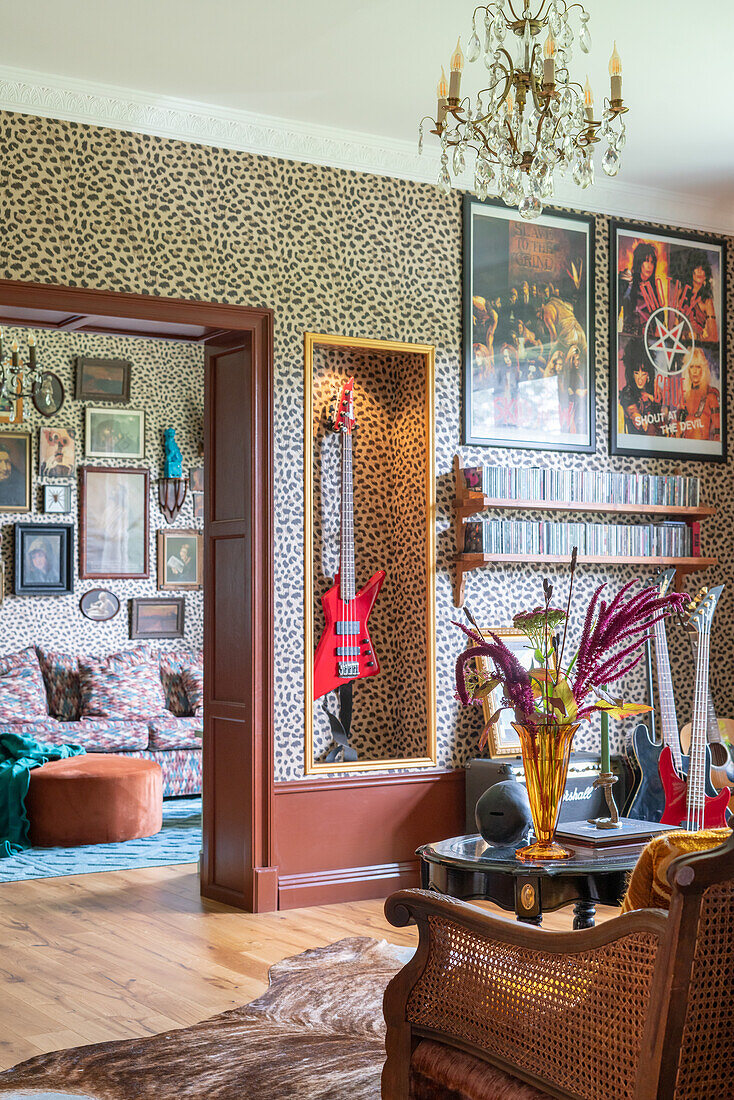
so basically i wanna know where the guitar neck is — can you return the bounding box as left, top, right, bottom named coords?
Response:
left=654, top=615, right=682, bottom=771
left=340, top=432, right=355, bottom=602
left=686, top=628, right=711, bottom=830
left=690, top=633, right=722, bottom=745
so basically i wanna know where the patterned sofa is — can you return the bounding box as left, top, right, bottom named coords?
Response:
left=0, top=645, right=203, bottom=797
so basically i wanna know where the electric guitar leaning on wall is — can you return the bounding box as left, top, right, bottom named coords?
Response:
left=679, top=589, right=734, bottom=792
left=626, top=568, right=685, bottom=822
left=659, top=585, right=731, bottom=829
left=313, top=377, right=386, bottom=701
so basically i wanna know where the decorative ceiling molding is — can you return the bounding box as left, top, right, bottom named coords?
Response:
left=0, top=63, right=732, bottom=236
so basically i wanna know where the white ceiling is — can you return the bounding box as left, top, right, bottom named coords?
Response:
left=1, top=0, right=733, bottom=229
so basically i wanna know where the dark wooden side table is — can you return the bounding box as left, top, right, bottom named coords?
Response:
left=418, top=834, right=642, bottom=928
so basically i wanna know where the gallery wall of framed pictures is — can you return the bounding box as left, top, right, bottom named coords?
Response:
left=0, top=326, right=205, bottom=654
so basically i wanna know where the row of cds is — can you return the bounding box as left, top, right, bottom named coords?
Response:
left=464, top=519, right=694, bottom=559
left=463, top=466, right=701, bottom=509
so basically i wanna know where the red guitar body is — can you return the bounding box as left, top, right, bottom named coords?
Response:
left=313, top=569, right=386, bottom=700
left=659, top=745, right=730, bottom=828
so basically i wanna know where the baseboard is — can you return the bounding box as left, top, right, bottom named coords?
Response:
left=278, top=858, right=420, bottom=909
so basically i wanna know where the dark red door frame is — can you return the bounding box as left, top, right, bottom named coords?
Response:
left=0, top=278, right=275, bottom=912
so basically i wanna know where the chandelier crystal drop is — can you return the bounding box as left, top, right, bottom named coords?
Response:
left=422, top=2, right=629, bottom=218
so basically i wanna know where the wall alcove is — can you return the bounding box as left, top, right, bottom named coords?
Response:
left=304, top=333, right=437, bottom=773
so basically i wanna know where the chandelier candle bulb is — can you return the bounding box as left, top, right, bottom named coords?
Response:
left=584, top=77, right=594, bottom=121
left=27, top=332, right=36, bottom=369
left=543, top=31, right=556, bottom=87
left=609, top=42, right=622, bottom=103
left=449, top=38, right=464, bottom=103
left=10, top=341, right=18, bottom=369
left=436, top=66, right=448, bottom=126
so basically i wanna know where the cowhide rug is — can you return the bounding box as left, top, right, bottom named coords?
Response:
left=0, top=937, right=409, bottom=1100
left=0, top=937, right=548, bottom=1100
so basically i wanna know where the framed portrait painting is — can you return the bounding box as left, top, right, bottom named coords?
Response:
left=80, top=467, right=149, bottom=579
left=85, top=407, right=145, bottom=460
left=0, top=432, right=31, bottom=513
left=471, top=627, right=534, bottom=757
left=14, top=522, right=74, bottom=595
left=463, top=196, right=595, bottom=452
left=130, top=597, right=185, bottom=640
left=157, top=529, right=202, bottom=590
left=610, top=221, right=726, bottom=461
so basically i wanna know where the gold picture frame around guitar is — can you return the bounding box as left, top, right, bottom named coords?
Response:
left=471, top=626, right=534, bottom=757
left=304, top=332, right=437, bottom=775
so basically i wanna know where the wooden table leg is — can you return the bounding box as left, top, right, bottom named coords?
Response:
left=573, top=900, right=596, bottom=929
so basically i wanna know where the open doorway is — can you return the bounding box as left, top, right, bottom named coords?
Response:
left=0, top=279, right=274, bottom=910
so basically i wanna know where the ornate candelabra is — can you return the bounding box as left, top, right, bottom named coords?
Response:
left=420, top=0, right=629, bottom=219
left=0, top=329, right=46, bottom=417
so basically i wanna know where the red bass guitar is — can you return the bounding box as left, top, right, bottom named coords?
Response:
left=313, top=378, right=385, bottom=701
left=659, top=584, right=730, bottom=829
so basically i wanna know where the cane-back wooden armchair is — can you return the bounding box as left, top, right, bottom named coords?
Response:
left=382, top=830, right=734, bottom=1100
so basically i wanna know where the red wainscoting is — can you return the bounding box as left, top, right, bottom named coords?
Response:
left=273, top=769, right=465, bottom=909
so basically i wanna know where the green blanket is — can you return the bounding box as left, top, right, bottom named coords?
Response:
left=0, top=732, right=85, bottom=858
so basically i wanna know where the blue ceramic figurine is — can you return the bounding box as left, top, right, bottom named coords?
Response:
left=163, top=428, right=183, bottom=478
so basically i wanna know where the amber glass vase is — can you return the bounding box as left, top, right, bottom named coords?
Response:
left=512, top=720, right=581, bottom=861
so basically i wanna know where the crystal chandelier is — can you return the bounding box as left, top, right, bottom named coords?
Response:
left=420, top=1, right=629, bottom=219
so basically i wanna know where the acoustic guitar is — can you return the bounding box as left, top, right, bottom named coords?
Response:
left=313, top=377, right=385, bottom=701
left=659, top=585, right=731, bottom=829
left=626, top=568, right=685, bottom=822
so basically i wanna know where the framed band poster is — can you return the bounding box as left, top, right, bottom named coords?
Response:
left=610, top=220, right=726, bottom=461
left=463, top=196, right=595, bottom=453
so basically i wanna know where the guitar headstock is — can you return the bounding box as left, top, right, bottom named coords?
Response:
left=651, top=567, right=677, bottom=598
left=687, top=584, right=724, bottom=635
left=330, top=377, right=355, bottom=434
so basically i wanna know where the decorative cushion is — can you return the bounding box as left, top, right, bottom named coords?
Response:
left=0, top=646, right=39, bottom=676
left=36, top=648, right=83, bottom=721
left=621, top=828, right=730, bottom=913
left=180, top=660, right=204, bottom=715
left=411, top=1040, right=551, bottom=1099
left=79, top=656, right=168, bottom=720
left=148, top=716, right=203, bottom=750
left=0, top=660, right=50, bottom=720
left=159, top=649, right=201, bottom=717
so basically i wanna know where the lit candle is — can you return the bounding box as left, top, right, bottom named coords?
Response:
left=449, top=37, right=464, bottom=103
left=584, top=76, right=594, bottom=122
left=600, top=708, right=610, bottom=774
left=609, top=42, right=622, bottom=103
left=543, top=30, right=556, bottom=86
left=10, top=341, right=18, bottom=369
left=436, top=66, right=448, bottom=126
left=27, top=332, right=36, bottom=369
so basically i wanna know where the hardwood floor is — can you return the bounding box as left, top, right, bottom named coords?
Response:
left=0, top=864, right=618, bottom=1072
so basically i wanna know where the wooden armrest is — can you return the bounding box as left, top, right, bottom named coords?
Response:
left=383, top=890, right=667, bottom=1100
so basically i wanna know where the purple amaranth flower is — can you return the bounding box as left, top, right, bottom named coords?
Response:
left=572, top=582, right=687, bottom=703
left=454, top=622, right=536, bottom=724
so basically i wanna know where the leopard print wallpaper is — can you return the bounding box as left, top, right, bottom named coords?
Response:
left=0, top=108, right=731, bottom=782
left=0, top=325, right=204, bottom=656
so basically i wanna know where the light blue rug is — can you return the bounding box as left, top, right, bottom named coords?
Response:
left=0, top=797, right=202, bottom=883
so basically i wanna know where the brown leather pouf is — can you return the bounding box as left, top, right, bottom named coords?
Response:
left=27, top=754, right=163, bottom=847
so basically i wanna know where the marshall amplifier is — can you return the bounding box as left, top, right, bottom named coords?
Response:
left=465, top=753, right=629, bottom=833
